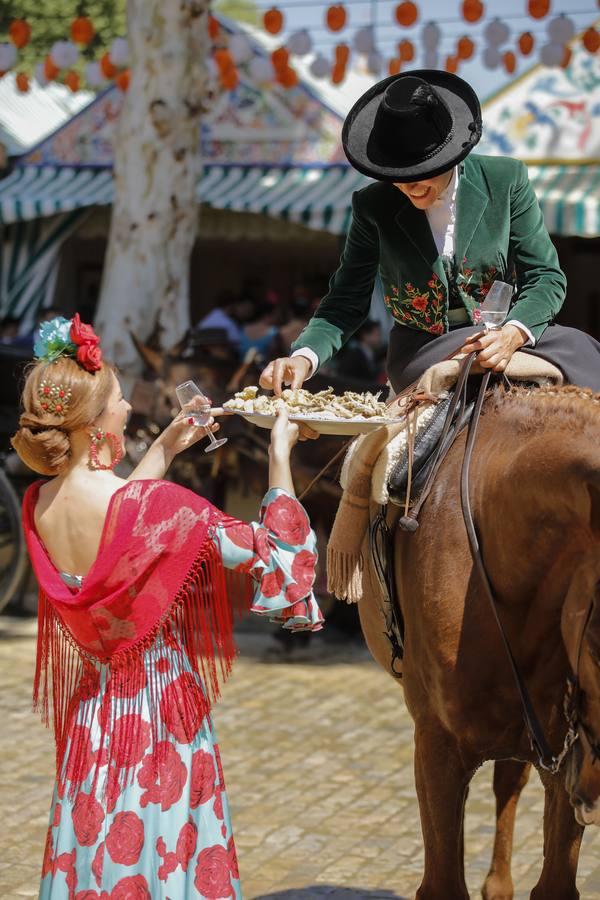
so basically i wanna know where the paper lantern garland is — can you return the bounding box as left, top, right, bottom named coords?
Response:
left=395, top=3, right=419, bottom=28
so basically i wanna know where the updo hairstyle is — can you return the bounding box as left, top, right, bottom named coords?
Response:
left=11, top=356, right=115, bottom=476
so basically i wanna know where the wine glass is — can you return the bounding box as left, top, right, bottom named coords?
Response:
left=175, top=380, right=228, bottom=453
left=473, top=280, right=514, bottom=331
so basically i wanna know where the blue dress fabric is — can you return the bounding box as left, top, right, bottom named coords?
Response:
left=38, top=489, right=321, bottom=899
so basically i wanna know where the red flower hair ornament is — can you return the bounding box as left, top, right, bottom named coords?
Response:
left=33, top=313, right=103, bottom=373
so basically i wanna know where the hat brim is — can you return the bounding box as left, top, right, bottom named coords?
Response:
left=342, top=69, right=482, bottom=183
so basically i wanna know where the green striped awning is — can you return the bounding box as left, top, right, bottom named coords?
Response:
left=0, top=162, right=598, bottom=237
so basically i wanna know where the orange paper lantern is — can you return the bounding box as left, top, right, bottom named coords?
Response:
left=208, top=16, right=220, bottom=40
left=100, top=52, right=117, bottom=79
left=445, top=55, right=458, bottom=73
left=527, top=0, right=550, bottom=19
left=9, top=19, right=31, bottom=49
left=388, top=58, right=402, bottom=75
left=220, top=67, right=239, bottom=90
left=398, top=39, right=414, bottom=61
left=503, top=51, right=516, bottom=73
left=64, top=70, right=80, bottom=93
left=271, top=46, right=289, bottom=71
left=44, top=55, right=60, bottom=81
left=518, top=32, right=535, bottom=55
left=116, top=69, right=131, bottom=91
left=264, top=7, right=284, bottom=35
left=214, top=48, right=234, bottom=72
left=462, top=0, right=484, bottom=23
left=331, top=63, right=346, bottom=84
left=277, top=66, right=298, bottom=89
left=395, top=2, right=418, bottom=27
left=582, top=27, right=599, bottom=54
left=71, top=17, right=95, bottom=45
left=457, top=36, right=474, bottom=60
left=326, top=4, right=347, bottom=32
left=15, top=71, right=29, bottom=92
left=335, top=43, right=350, bottom=66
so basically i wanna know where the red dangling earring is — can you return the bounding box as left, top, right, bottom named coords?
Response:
left=88, top=429, right=124, bottom=471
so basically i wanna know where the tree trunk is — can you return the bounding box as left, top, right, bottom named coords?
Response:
left=96, top=0, right=210, bottom=369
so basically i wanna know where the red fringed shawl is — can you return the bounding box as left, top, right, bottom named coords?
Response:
left=22, top=479, right=251, bottom=793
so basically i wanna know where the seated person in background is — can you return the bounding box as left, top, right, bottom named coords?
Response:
left=335, top=319, right=385, bottom=384
left=195, top=291, right=255, bottom=351
left=239, top=300, right=280, bottom=364
left=0, top=316, right=21, bottom=344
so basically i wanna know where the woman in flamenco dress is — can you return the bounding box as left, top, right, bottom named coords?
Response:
left=12, top=314, right=323, bottom=900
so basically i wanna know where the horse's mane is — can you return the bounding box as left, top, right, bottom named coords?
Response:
left=488, top=384, right=600, bottom=435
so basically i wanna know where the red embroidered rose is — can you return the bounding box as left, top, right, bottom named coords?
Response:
left=92, top=842, right=104, bottom=888
left=213, top=788, right=224, bottom=821
left=156, top=836, right=178, bottom=881
left=228, top=837, right=239, bottom=880
left=70, top=314, right=100, bottom=346
left=137, top=741, right=187, bottom=811
left=223, top=522, right=254, bottom=551
left=194, top=845, right=233, bottom=899
left=190, top=748, right=216, bottom=808
left=77, top=342, right=103, bottom=372
left=411, top=293, right=428, bottom=311
left=53, top=803, right=62, bottom=827
left=284, top=583, right=308, bottom=604
left=160, top=673, right=208, bottom=744
left=105, top=766, right=121, bottom=814
left=105, top=811, right=145, bottom=866
left=111, top=662, right=147, bottom=698
left=72, top=792, right=104, bottom=846
left=430, top=323, right=444, bottom=335
left=42, top=827, right=53, bottom=878
left=260, top=568, right=285, bottom=598
left=65, top=724, right=95, bottom=784
left=110, top=875, right=151, bottom=900
left=111, top=714, right=151, bottom=768
left=176, top=817, right=198, bottom=871
left=54, top=849, right=77, bottom=892
left=263, top=494, right=310, bottom=545
left=254, top=527, right=272, bottom=564
left=292, top=550, right=316, bottom=589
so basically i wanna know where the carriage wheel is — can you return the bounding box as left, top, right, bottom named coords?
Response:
left=0, top=469, right=28, bottom=613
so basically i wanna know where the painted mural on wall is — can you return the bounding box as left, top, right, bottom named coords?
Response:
left=23, top=73, right=344, bottom=168
left=479, top=46, right=600, bottom=161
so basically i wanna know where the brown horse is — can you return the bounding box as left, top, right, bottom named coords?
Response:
left=358, top=385, right=600, bottom=900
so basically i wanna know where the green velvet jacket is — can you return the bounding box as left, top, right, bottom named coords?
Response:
left=291, top=154, right=566, bottom=369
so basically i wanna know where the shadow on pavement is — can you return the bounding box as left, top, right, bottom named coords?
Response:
left=253, top=889, right=407, bottom=900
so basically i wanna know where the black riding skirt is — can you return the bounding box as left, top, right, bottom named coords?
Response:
left=386, top=323, right=600, bottom=394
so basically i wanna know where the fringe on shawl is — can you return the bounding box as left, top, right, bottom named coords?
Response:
left=33, top=542, right=253, bottom=801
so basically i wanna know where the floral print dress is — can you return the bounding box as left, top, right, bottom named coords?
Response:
left=39, top=489, right=321, bottom=900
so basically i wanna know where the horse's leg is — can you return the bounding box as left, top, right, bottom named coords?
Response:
left=482, top=759, right=532, bottom=900
left=529, top=768, right=584, bottom=900
left=414, top=725, right=473, bottom=900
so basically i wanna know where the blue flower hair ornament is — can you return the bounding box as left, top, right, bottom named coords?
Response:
left=34, top=314, right=103, bottom=372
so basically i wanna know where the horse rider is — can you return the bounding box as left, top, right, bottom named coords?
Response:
left=259, top=70, right=600, bottom=396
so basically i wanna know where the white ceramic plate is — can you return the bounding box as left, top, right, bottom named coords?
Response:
left=229, top=409, right=394, bottom=436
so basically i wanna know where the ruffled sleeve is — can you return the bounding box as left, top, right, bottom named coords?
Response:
left=212, top=488, right=324, bottom=632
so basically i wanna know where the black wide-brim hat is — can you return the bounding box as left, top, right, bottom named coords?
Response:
left=342, top=69, right=482, bottom=183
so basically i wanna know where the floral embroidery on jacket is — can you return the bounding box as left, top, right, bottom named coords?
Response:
left=455, top=260, right=501, bottom=320
left=383, top=275, right=446, bottom=335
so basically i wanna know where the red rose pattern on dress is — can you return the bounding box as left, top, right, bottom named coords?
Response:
left=40, top=489, right=316, bottom=898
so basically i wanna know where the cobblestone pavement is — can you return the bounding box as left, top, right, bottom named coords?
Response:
left=1, top=615, right=599, bottom=900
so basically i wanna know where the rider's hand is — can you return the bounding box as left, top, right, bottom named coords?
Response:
left=260, top=356, right=312, bottom=397
left=459, top=324, right=527, bottom=373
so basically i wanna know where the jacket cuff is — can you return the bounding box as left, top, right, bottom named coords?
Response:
left=291, top=348, right=319, bottom=378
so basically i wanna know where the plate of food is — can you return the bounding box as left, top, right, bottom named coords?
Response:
left=222, top=386, right=397, bottom=435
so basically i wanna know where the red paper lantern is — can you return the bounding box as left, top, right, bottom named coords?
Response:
left=326, top=4, right=347, bottom=32
left=208, top=16, right=220, bottom=40
left=503, top=51, right=516, bottom=73
left=527, top=0, right=550, bottom=19
left=15, top=71, right=29, bottom=92
left=64, top=70, right=80, bottom=93
left=71, top=17, right=95, bottom=46
left=395, top=2, right=418, bottom=27
left=214, top=48, right=234, bottom=73
left=264, top=7, right=284, bottom=35
left=331, top=63, right=346, bottom=84
left=9, top=19, right=31, bottom=49
left=462, top=0, right=484, bottom=24
left=582, top=27, right=599, bottom=54
left=116, top=69, right=131, bottom=92
left=457, top=36, right=474, bottom=60
left=44, top=55, right=60, bottom=81
left=518, top=32, right=535, bottom=55
left=220, top=67, right=239, bottom=90
left=445, top=55, right=458, bottom=73
left=388, top=58, right=402, bottom=75
left=335, top=43, right=350, bottom=66
left=271, top=46, right=289, bottom=71
left=398, top=39, right=414, bottom=61
left=100, top=52, right=116, bottom=79
left=277, top=66, right=298, bottom=89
